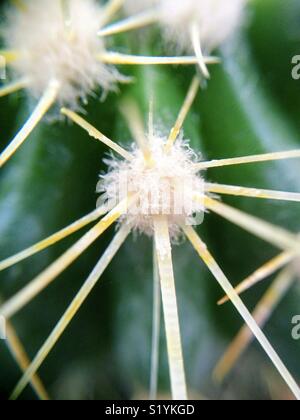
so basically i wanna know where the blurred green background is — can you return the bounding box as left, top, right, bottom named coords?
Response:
left=0, top=0, right=300, bottom=400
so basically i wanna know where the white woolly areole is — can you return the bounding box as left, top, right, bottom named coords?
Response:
left=124, top=0, right=246, bottom=52
left=98, top=135, right=205, bottom=239
left=292, top=257, right=300, bottom=278
left=4, top=0, right=124, bottom=107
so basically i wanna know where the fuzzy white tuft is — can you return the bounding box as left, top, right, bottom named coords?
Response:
left=4, top=0, right=125, bottom=107
left=124, top=0, right=246, bottom=52
left=98, top=133, right=204, bottom=239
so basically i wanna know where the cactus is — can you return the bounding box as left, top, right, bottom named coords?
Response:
left=0, top=0, right=300, bottom=401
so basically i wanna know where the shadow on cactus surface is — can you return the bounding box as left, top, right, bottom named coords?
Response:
left=0, top=0, right=300, bottom=401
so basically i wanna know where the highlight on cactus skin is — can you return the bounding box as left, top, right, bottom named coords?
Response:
left=1, top=0, right=300, bottom=403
